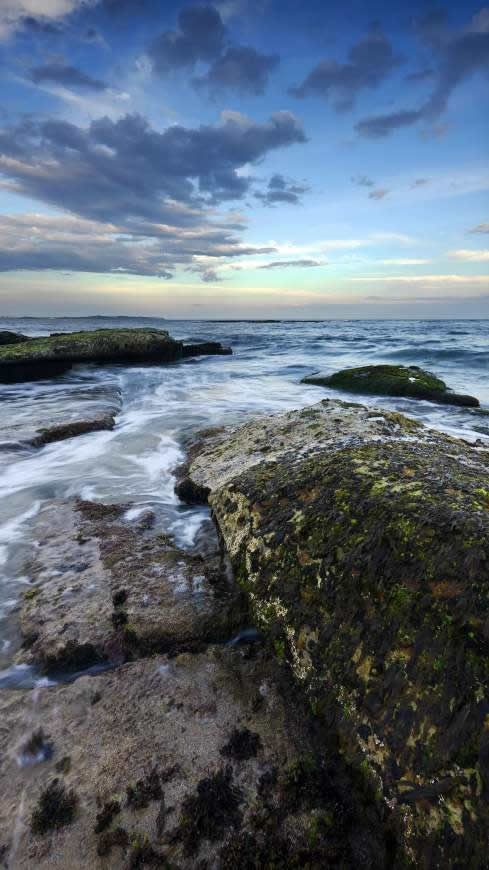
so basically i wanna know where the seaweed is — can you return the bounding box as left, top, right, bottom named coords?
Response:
left=31, top=779, right=78, bottom=835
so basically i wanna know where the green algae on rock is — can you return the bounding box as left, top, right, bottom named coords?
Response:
left=0, top=327, right=231, bottom=383
left=180, top=400, right=489, bottom=867
left=302, top=364, right=480, bottom=407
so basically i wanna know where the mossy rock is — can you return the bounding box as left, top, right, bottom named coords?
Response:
left=302, top=364, right=479, bottom=407
left=206, top=435, right=489, bottom=866
left=0, top=328, right=231, bottom=383
left=0, top=330, right=29, bottom=345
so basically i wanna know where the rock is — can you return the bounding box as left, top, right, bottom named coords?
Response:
left=175, top=399, right=431, bottom=500
left=0, top=647, right=387, bottom=868
left=0, top=328, right=232, bottom=383
left=0, top=383, right=122, bottom=451
left=0, top=330, right=29, bottom=345
left=32, top=415, right=116, bottom=446
left=178, top=399, right=489, bottom=866
left=182, top=341, right=232, bottom=357
left=302, top=364, right=480, bottom=407
left=18, top=498, right=244, bottom=674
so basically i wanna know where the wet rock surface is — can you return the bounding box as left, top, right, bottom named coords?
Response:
left=0, top=383, right=122, bottom=451
left=179, top=399, right=489, bottom=866
left=0, top=328, right=232, bottom=383
left=302, top=364, right=480, bottom=407
left=0, top=648, right=388, bottom=868
left=18, top=499, right=243, bottom=674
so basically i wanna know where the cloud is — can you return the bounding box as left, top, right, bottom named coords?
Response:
left=290, top=28, right=401, bottom=110
left=405, top=67, right=435, bottom=82
left=258, top=259, right=322, bottom=269
left=0, top=212, right=277, bottom=278
left=377, top=258, right=430, bottom=265
left=356, top=109, right=423, bottom=139
left=356, top=12, right=489, bottom=138
left=368, top=188, right=389, bottom=200
left=0, top=109, right=305, bottom=278
left=149, top=4, right=226, bottom=75
left=29, top=62, right=108, bottom=91
left=254, top=172, right=308, bottom=206
left=351, top=174, right=375, bottom=187
left=193, top=45, right=279, bottom=95
left=149, top=5, right=279, bottom=95
left=449, top=248, right=489, bottom=261
left=469, top=222, right=489, bottom=233
left=0, top=0, right=87, bottom=40
left=0, top=110, right=305, bottom=221
left=352, top=274, right=489, bottom=284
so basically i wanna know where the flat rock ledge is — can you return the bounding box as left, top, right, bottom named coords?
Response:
left=0, top=328, right=231, bottom=383
left=17, top=498, right=244, bottom=674
left=177, top=399, right=489, bottom=867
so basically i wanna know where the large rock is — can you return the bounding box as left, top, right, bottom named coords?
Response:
left=0, top=646, right=388, bottom=868
left=18, top=499, right=244, bottom=674
left=177, top=399, right=489, bottom=866
left=0, top=330, right=29, bottom=345
left=0, top=328, right=231, bottom=383
left=302, top=364, right=479, bottom=407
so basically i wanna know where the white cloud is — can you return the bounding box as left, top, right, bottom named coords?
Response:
left=449, top=248, right=489, bottom=261
left=377, top=258, right=430, bottom=265
left=0, top=0, right=94, bottom=39
left=351, top=274, right=489, bottom=283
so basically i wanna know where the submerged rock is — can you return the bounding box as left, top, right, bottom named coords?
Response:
left=0, top=328, right=231, bottom=383
left=0, top=383, right=122, bottom=452
left=302, top=364, right=480, bottom=407
left=179, top=399, right=489, bottom=866
left=18, top=498, right=244, bottom=674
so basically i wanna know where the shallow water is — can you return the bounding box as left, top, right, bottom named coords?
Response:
left=0, top=317, right=488, bottom=683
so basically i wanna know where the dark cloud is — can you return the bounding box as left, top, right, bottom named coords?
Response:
left=405, top=67, right=435, bottom=82
left=356, top=108, right=423, bottom=138
left=21, top=16, right=63, bottom=35
left=290, top=29, right=402, bottom=110
left=356, top=17, right=489, bottom=138
left=412, top=9, right=449, bottom=48
left=0, top=110, right=305, bottom=223
left=0, top=110, right=304, bottom=278
left=193, top=45, right=279, bottom=95
left=469, top=223, right=489, bottom=233
left=149, top=4, right=226, bottom=75
left=368, top=188, right=389, bottom=200
left=29, top=63, right=108, bottom=92
left=258, top=259, right=321, bottom=269
left=255, top=172, right=308, bottom=206
left=351, top=174, right=375, bottom=187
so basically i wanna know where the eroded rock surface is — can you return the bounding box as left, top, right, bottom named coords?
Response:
left=18, top=499, right=243, bottom=674
left=0, top=648, right=388, bottom=868
left=178, top=399, right=489, bottom=866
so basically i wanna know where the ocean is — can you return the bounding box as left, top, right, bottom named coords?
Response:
left=0, top=316, right=488, bottom=686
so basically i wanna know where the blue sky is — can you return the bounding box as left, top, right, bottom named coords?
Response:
left=0, top=0, right=487, bottom=317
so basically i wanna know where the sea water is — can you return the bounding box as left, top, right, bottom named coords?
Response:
left=0, top=317, right=487, bottom=683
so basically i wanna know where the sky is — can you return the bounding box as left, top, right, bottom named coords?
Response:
left=0, top=0, right=488, bottom=318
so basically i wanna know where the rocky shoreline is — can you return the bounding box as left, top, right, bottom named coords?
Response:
left=1, top=387, right=488, bottom=866
left=0, top=328, right=231, bottom=383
